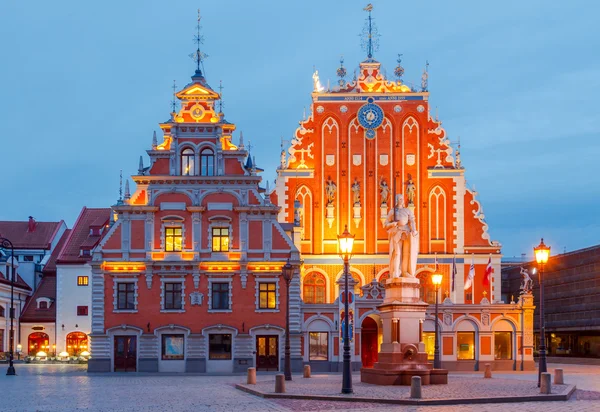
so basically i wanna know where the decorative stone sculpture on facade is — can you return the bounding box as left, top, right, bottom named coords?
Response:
left=520, top=267, right=533, bottom=294
left=384, top=194, right=419, bottom=278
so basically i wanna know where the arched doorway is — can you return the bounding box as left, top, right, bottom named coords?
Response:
left=28, top=332, right=49, bottom=355
left=66, top=332, right=88, bottom=356
left=361, top=316, right=379, bottom=368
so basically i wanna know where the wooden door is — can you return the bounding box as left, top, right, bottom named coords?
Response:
left=114, top=336, right=137, bottom=372
left=361, top=317, right=379, bottom=368
left=256, top=335, right=279, bottom=371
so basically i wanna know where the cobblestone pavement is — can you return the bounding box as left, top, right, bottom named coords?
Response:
left=0, top=363, right=598, bottom=411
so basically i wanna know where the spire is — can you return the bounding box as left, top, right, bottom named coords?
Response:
left=336, top=55, right=347, bottom=87
left=152, top=131, right=158, bottom=149
left=394, top=54, right=404, bottom=80
left=138, top=156, right=144, bottom=174
left=171, top=80, right=178, bottom=113
left=361, top=4, right=379, bottom=60
left=265, top=180, right=271, bottom=205
left=239, top=131, right=245, bottom=149
left=455, top=136, right=462, bottom=169
left=124, top=179, right=131, bottom=200
left=189, top=9, right=208, bottom=78
left=218, top=80, right=224, bottom=113
left=421, top=60, right=429, bottom=92
left=116, top=170, right=124, bottom=205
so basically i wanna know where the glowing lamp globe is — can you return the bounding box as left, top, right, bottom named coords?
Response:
left=431, top=273, right=443, bottom=287
left=337, top=225, right=355, bottom=259
left=534, top=238, right=550, bottom=265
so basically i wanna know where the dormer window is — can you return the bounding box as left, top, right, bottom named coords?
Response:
left=200, top=148, right=214, bottom=176
left=36, top=297, right=52, bottom=310
left=181, top=148, right=195, bottom=176
left=80, top=249, right=91, bottom=257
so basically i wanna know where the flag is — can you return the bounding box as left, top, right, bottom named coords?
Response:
left=451, top=255, right=457, bottom=292
left=464, top=255, right=475, bottom=290
left=483, top=255, right=493, bottom=287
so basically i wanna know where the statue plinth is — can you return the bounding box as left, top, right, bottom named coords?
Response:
left=361, top=277, right=448, bottom=386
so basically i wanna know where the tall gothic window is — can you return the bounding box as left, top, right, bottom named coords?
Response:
left=200, top=148, right=214, bottom=176
left=303, top=272, right=326, bottom=304
left=181, top=148, right=195, bottom=176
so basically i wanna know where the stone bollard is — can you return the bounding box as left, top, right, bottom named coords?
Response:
left=275, top=374, right=286, bottom=393
left=540, top=372, right=552, bottom=394
left=484, top=363, right=492, bottom=379
left=303, top=364, right=311, bottom=378
left=410, top=376, right=422, bottom=399
left=247, top=367, right=256, bottom=385
left=554, top=368, right=564, bottom=385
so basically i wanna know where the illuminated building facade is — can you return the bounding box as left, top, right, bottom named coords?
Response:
left=274, top=10, right=535, bottom=371
left=87, top=63, right=300, bottom=373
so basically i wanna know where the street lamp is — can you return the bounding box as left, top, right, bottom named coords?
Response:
left=281, top=259, right=294, bottom=381
left=431, top=273, right=443, bottom=369
left=338, top=225, right=355, bottom=394
left=1, top=237, right=16, bottom=376
left=534, top=238, right=550, bottom=387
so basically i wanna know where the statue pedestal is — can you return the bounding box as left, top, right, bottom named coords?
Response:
left=361, top=277, right=448, bottom=385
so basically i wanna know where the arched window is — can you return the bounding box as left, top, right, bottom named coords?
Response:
left=66, top=332, right=88, bottom=356
left=28, top=332, right=49, bottom=355
left=303, top=272, right=326, bottom=304
left=181, top=148, right=195, bottom=176
left=200, top=148, right=214, bottom=176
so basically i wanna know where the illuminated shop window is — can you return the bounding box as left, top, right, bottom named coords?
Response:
left=165, top=227, right=183, bottom=252
left=457, top=332, right=475, bottom=360
left=181, top=148, right=195, bottom=176
left=200, top=148, right=214, bottom=176
left=423, top=332, right=435, bottom=360
left=258, top=283, right=277, bottom=309
left=309, top=332, right=328, bottom=361
left=494, top=332, right=512, bottom=360
left=162, top=334, right=185, bottom=360
left=211, top=227, right=229, bottom=252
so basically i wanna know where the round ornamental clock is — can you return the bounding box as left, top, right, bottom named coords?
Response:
left=358, top=98, right=384, bottom=139
left=190, top=104, right=204, bottom=121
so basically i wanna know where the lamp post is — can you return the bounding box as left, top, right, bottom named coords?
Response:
left=338, top=225, right=355, bottom=394
left=431, top=273, right=443, bottom=369
left=282, top=259, right=294, bottom=381
left=1, top=237, right=16, bottom=376
left=534, top=238, right=550, bottom=387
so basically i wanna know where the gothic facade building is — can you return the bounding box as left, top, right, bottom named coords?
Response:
left=274, top=28, right=534, bottom=370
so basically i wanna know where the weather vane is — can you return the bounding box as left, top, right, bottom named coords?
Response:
left=218, top=80, right=224, bottom=113
left=189, top=9, right=208, bottom=73
left=360, top=4, right=379, bottom=59
left=171, top=80, right=178, bottom=113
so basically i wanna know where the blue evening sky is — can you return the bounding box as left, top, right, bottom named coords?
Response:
left=1, top=1, right=598, bottom=259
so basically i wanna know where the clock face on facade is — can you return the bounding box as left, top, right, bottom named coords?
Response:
left=358, top=98, right=384, bottom=139
left=190, top=104, right=205, bottom=120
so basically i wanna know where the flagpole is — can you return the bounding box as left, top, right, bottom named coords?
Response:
left=472, top=254, right=475, bottom=305
left=489, top=254, right=493, bottom=302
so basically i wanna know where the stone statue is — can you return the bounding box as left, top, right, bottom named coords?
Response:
left=406, top=175, right=416, bottom=206
left=280, top=149, right=287, bottom=169
left=379, top=178, right=389, bottom=206
left=520, top=267, right=533, bottom=294
left=352, top=178, right=361, bottom=206
left=384, top=194, right=419, bottom=278
left=312, top=70, right=324, bottom=92
left=325, top=177, right=336, bottom=206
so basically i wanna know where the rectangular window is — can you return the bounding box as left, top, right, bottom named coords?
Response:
left=457, top=332, right=475, bottom=360
left=161, top=334, right=185, bottom=360
left=494, top=332, right=512, bottom=360
left=24, top=255, right=34, bottom=262
left=209, top=334, right=232, bottom=360
left=211, top=227, right=229, bottom=252
left=309, top=332, right=328, bottom=361
left=77, top=306, right=88, bottom=316
left=77, top=276, right=89, bottom=286
left=117, top=283, right=136, bottom=310
left=164, top=282, right=183, bottom=310
left=165, top=227, right=183, bottom=252
left=465, top=292, right=472, bottom=303
left=211, top=282, right=230, bottom=310
left=259, top=283, right=277, bottom=309
left=423, top=332, right=435, bottom=360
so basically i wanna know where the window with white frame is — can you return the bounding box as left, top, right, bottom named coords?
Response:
left=161, top=279, right=185, bottom=312
left=255, top=278, right=279, bottom=312
left=208, top=278, right=232, bottom=312
left=181, top=148, right=195, bottom=176
left=113, top=279, right=138, bottom=312
left=165, top=227, right=183, bottom=252
left=212, top=227, right=229, bottom=252
left=200, top=148, right=214, bottom=176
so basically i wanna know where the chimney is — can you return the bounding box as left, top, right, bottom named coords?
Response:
left=28, top=216, right=36, bottom=232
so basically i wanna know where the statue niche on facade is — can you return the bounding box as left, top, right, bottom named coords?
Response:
left=406, top=174, right=416, bottom=207
left=325, top=177, right=336, bottom=206
left=384, top=194, right=419, bottom=278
